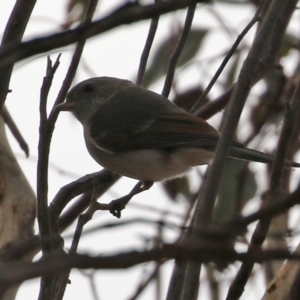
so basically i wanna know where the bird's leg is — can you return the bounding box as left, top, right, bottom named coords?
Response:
left=109, top=181, right=154, bottom=218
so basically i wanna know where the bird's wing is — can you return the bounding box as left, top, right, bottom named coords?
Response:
left=88, top=106, right=221, bottom=152
left=127, top=113, right=220, bottom=150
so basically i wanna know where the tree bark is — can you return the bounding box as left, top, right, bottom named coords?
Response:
left=0, top=118, right=36, bottom=300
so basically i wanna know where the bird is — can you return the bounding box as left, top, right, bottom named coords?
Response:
left=56, top=77, right=300, bottom=182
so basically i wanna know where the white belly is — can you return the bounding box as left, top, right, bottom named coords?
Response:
left=85, top=137, right=213, bottom=181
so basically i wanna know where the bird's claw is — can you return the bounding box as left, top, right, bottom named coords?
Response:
left=108, top=181, right=154, bottom=218
left=109, top=197, right=130, bottom=218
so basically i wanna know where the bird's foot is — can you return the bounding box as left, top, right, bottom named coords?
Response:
left=109, top=181, right=153, bottom=218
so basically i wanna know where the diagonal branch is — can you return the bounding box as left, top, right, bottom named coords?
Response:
left=161, top=4, right=196, bottom=97
left=0, top=0, right=36, bottom=111
left=0, top=0, right=208, bottom=71
left=136, top=0, right=161, bottom=86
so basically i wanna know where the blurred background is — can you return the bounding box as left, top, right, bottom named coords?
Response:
left=1, top=1, right=300, bottom=299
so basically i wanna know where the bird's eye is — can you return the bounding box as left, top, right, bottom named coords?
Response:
left=84, top=84, right=95, bottom=93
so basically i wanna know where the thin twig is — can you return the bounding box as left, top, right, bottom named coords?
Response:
left=136, top=0, right=161, bottom=85
left=0, top=0, right=36, bottom=111
left=2, top=105, right=29, bottom=157
left=230, top=184, right=300, bottom=229
left=70, top=183, right=100, bottom=253
left=37, top=54, right=62, bottom=300
left=190, top=12, right=261, bottom=114
left=196, top=87, right=234, bottom=119
left=37, top=55, right=61, bottom=256
left=40, top=56, right=61, bottom=122
left=161, top=4, right=196, bottom=98
left=128, top=262, right=165, bottom=300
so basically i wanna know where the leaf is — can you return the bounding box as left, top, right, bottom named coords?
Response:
left=246, top=67, right=286, bottom=143
left=223, top=51, right=241, bottom=88
left=213, top=158, right=257, bottom=223
left=143, top=29, right=208, bottom=88
left=172, top=85, right=209, bottom=112
left=281, top=33, right=300, bottom=57
left=62, top=0, right=89, bottom=29
left=161, top=176, right=194, bottom=203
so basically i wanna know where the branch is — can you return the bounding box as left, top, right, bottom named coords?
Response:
left=50, top=170, right=119, bottom=221
left=227, top=55, right=300, bottom=300
left=180, top=1, right=297, bottom=299
left=0, top=0, right=208, bottom=70
left=0, top=117, right=36, bottom=298
left=161, top=4, right=196, bottom=97
left=136, top=0, right=161, bottom=85
left=0, top=1, right=37, bottom=298
left=2, top=105, right=29, bottom=157
left=190, top=12, right=260, bottom=114
left=37, top=1, right=100, bottom=299
left=0, top=0, right=36, bottom=110
left=231, top=184, right=300, bottom=228
left=0, top=242, right=299, bottom=288
left=37, top=55, right=61, bottom=256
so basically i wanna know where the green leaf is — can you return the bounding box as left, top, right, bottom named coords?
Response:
left=161, top=176, right=194, bottom=203
left=213, top=158, right=257, bottom=222
left=224, top=51, right=241, bottom=88
left=143, top=28, right=208, bottom=88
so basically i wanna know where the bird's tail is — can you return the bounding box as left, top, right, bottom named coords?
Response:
left=229, top=146, right=300, bottom=168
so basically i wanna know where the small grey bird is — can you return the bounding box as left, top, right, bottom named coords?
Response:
left=56, top=77, right=300, bottom=181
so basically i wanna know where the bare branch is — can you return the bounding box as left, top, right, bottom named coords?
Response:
left=136, top=0, right=161, bottom=86
left=0, top=0, right=209, bottom=70
left=2, top=105, right=29, bottom=157
left=37, top=54, right=62, bottom=256
left=190, top=11, right=261, bottom=114
left=0, top=242, right=300, bottom=288
left=0, top=0, right=36, bottom=110
left=227, top=57, right=300, bottom=300
left=162, top=4, right=196, bottom=97
left=50, top=170, right=119, bottom=221
left=178, top=1, right=297, bottom=299
left=0, top=117, right=36, bottom=298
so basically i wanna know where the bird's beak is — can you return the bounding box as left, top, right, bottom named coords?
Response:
left=55, top=101, right=76, bottom=112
